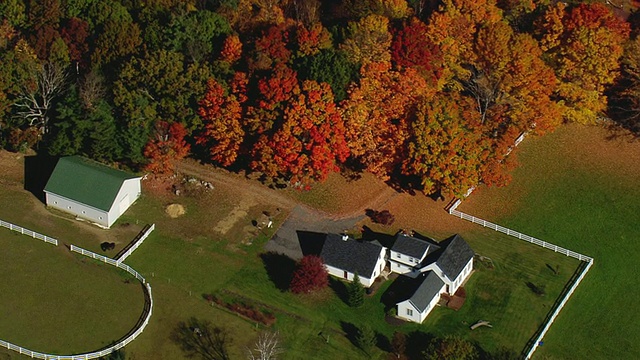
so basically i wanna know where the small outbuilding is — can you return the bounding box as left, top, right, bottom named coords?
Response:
left=44, top=156, right=142, bottom=228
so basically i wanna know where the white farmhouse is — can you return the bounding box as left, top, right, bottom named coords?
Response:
left=391, top=233, right=475, bottom=322
left=44, top=156, right=142, bottom=228
left=319, top=233, right=387, bottom=288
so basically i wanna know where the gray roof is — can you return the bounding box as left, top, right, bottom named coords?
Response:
left=319, top=234, right=383, bottom=279
left=435, top=234, right=475, bottom=280
left=391, top=233, right=439, bottom=259
left=408, top=272, right=445, bottom=312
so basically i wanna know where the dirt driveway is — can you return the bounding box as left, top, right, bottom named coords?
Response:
left=264, top=205, right=365, bottom=260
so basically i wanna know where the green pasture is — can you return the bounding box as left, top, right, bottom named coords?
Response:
left=117, top=185, right=579, bottom=358
left=0, top=139, right=603, bottom=359
left=0, top=227, right=145, bottom=355
left=461, top=125, right=640, bottom=359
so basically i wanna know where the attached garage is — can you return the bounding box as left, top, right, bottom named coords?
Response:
left=44, top=156, right=142, bottom=228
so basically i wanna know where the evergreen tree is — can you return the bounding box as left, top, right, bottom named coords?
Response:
left=347, top=272, right=365, bottom=307
left=356, top=325, right=376, bottom=355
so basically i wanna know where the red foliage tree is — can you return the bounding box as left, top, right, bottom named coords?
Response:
left=251, top=80, right=350, bottom=188
left=253, top=23, right=293, bottom=70
left=290, top=255, right=328, bottom=294
left=143, top=121, right=190, bottom=174
left=391, top=17, right=442, bottom=82
left=61, top=17, right=89, bottom=67
left=245, top=64, right=299, bottom=136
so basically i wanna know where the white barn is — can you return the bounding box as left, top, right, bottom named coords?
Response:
left=44, top=156, right=142, bottom=228
left=319, top=234, right=386, bottom=288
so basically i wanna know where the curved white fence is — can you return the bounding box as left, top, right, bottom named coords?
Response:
left=0, top=221, right=153, bottom=359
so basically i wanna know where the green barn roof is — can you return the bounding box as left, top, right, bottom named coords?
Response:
left=44, top=156, right=139, bottom=212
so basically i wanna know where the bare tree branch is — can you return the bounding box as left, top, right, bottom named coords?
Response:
left=14, top=62, right=67, bottom=133
left=79, top=70, right=105, bottom=110
left=246, top=331, right=283, bottom=360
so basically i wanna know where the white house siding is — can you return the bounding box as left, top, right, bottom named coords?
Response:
left=325, top=264, right=375, bottom=287
left=397, top=300, right=422, bottom=323
left=45, top=193, right=109, bottom=227
left=389, top=250, right=424, bottom=270
left=324, top=247, right=386, bottom=288
left=106, top=178, right=142, bottom=228
left=449, top=258, right=473, bottom=295
left=390, top=260, right=420, bottom=277
left=396, top=281, right=446, bottom=323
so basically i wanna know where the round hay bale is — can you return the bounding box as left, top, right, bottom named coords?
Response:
left=165, top=204, right=186, bottom=218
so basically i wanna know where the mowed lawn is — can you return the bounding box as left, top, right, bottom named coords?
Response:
left=0, top=148, right=592, bottom=359
left=461, top=124, right=640, bottom=359
left=119, top=181, right=579, bottom=358
left=0, top=227, right=145, bottom=355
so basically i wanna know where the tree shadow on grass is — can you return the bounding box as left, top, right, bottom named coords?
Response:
left=340, top=321, right=360, bottom=348
left=260, top=252, right=296, bottom=292
left=329, top=277, right=349, bottom=305
left=406, top=331, right=434, bottom=360
left=24, top=155, right=59, bottom=203
left=170, top=317, right=231, bottom=360
left=376, top=332, right=392, bottom=353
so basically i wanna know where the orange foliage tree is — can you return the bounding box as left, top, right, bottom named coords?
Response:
left=403, top=94, right=483, bottom=197
left=536, top=2, right=631, bottom=124
left=220, top=34, right=242, bottom=63
left=143, top=121, right=190, bottom=174
left=341, top=62, right=434, bottom=179
left=196, top=78, right=245, bottom=167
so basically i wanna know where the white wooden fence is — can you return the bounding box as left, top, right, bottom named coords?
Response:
left=524, top=259, right=593, bottom=359
left=447, top=205, right=594, bottom=359
left=70, top=245, right=146, bottom=283
left=448, top=208, right=593, bottom=263
left=0, top=281, right=152, bottom=359
left=0, top=219, right=58, bottom=245
left=0, top=224, right=153, bottom=359
left=116, top=224, right=155, bottom=262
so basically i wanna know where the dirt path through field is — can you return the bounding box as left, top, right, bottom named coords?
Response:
left=176, top=159, right=400, bottom=221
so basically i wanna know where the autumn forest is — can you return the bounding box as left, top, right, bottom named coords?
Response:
left=1, top=0, right=639, bottom=196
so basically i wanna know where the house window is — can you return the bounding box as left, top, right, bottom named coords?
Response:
left=67, top=206, right=72, bottom=209
left=396, top=253, right=401, bottom=258
left=53, top=201, right=58, bottom=205
left=343, top=271, right=348, bottom=279
left=406, top=309, right=413, bottom=316
left=82, top=211, right=86, bottom=214
left=99, top=216, right=103, bottom=220
left=409, top=258, right=415, bottom=263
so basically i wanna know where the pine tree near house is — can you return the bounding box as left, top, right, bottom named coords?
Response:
left=347, top=272, right=365, bottom=307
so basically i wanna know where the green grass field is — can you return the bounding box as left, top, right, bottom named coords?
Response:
left=1, top=153, right=581, bottom=360
left=116, top=184, right=579, bottom=358
left=461, top=124, right=640, bottom=359
left=0, top=227, right=145, bottom=355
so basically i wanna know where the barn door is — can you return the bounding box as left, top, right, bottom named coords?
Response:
left=119, top=194, right=130, bottom=214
